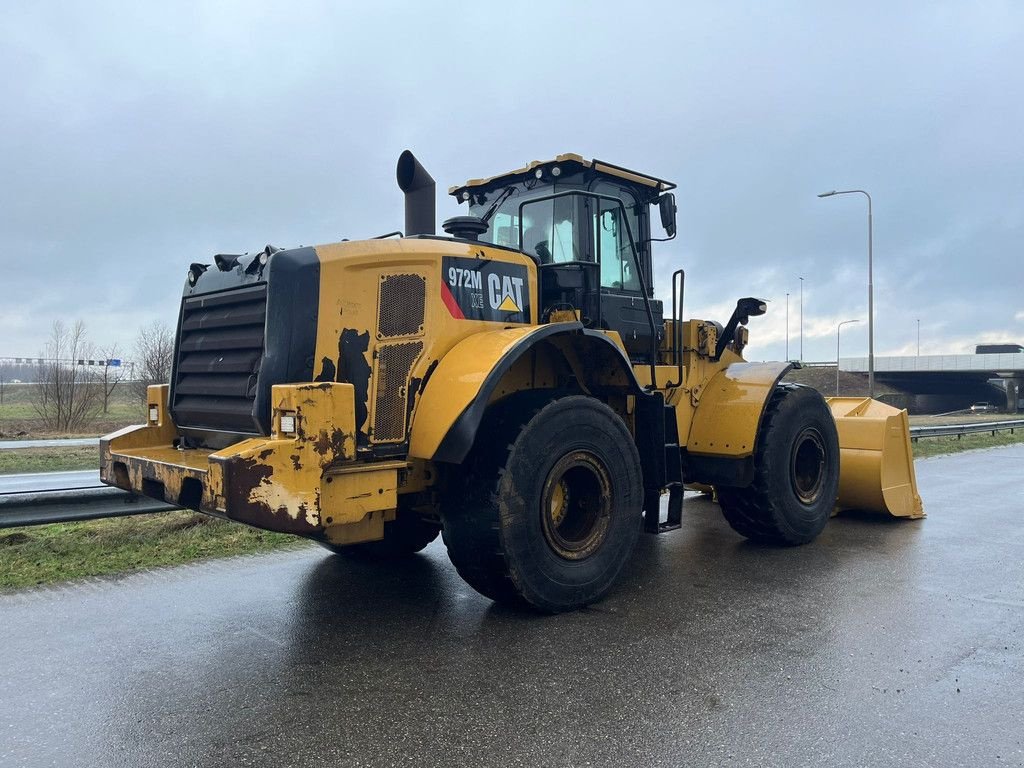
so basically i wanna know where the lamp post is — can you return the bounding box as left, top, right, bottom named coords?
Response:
left=916, top=318, right=920, bottom=357
left=836, top=319, right=861, bottom=395
left=818, top=189, right=873, bottom=397
left=799, top=276, right=804, bottom=363
left=786, top=293, right=790, bottom=359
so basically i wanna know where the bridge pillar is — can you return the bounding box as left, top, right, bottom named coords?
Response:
left=1006, top=378, right=1023, bottom=413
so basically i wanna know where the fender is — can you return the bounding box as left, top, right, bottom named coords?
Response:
left=408, top=322, right=645, bottom=464
left=682, top=361, right=792, bottom=486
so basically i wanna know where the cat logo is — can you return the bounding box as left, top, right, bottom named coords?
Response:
left=488, top=273, right=525, bottom=313
left=441, top=255, right=531, bottom=323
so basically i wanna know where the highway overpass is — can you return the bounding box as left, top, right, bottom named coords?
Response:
left=840, top=352, right=1024, bottom=412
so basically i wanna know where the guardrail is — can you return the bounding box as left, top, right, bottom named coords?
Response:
left=0, top=486, right=177, bottom=529
left=909, top=419, right=1024, bottom=440
left=1, top=418, right=1022, bottom=529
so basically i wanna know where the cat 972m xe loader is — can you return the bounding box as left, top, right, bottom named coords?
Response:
left=101, top=151, right=923, bottom=612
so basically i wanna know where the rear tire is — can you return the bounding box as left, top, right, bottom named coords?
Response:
left=321, top=503, right=440, bottom=559
left=441, top=395, right=643, bottom=612
left=718, top=383, right=839, bottom=545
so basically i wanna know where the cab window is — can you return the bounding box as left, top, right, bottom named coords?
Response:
left=519, top=196, right=584, bottom=263
left=595, top=200, right=640, bottom=291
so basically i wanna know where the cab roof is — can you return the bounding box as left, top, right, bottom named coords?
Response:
left=448, top=153, right=676, bottom=199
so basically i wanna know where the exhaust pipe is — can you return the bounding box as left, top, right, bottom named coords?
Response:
left=396, top=150, right=435, bottom=236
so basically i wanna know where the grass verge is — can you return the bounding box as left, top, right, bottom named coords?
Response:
left=912, top=429, right=1024, bottom=459
left=0, top=446, right=99, bottom=475
left=0, top=511, right=308, bottom=591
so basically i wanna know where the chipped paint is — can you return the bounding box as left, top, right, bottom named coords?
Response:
left=338, top=329, right=371, bottom=439
left=315, top=356, right=336, bottom=382
left=247, top=473, right=320, bottom=528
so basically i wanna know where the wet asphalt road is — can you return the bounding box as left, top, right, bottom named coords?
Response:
left=0, top=470, right=99, bottom=494
left=1, top=445, right=1022, bottom=768
left=0, top=439, right=97, bottom=452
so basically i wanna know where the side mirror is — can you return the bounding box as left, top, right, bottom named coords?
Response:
left=714, top=297, right=768, bottom=360
left=658, top=193, right=677, bottom=238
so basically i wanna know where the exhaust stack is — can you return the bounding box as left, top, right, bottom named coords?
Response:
left=396, top=150, right=435, bottom=236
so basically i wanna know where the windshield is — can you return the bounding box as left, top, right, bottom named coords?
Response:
left=469, top=185, right=529, bottom=249
left=469, top=186, right=584, bottom=263
left=467, top=181, right=647, bottom=293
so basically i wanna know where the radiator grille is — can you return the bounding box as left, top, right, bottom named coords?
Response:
left=372, top=341, right=423, bottom=443
left=171, top=284, right=267, bottom=432
left=377, top=273, right=425, bottom=338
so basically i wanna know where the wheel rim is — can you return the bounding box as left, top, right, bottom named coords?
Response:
left=540, top=451, right=612, bottom=560
left=790, top=427, right=826, bottom=504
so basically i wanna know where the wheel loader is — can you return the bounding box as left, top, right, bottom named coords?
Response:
left=100, top=151, right=923, bottom=612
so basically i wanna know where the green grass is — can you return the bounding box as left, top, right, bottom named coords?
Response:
left=0, top=446, right=100, bottom=475
left=912, top=429, right=1024, bottom=459
left=0, top=382, right=145, bottom=438
left=0, top=511, right=308, bottom=590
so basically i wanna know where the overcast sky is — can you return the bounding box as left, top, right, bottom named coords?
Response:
left=2, top=1, right=1022, bottom=364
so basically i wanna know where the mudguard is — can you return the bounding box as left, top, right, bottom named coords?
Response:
left=686, top=362, right=792, bottom=458
left=408, top=322, right=643, bottom=463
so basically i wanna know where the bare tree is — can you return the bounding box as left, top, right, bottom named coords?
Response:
left=98, top=343, right=125, bottom=413
left=32, top=320, right=102, bottom=433
left=131, top=321, right=175, bottom=402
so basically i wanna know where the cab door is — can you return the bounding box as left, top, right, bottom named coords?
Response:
left=593, top=198, right=663, bottom=362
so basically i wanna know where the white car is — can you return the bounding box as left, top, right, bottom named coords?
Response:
left=970, top=402, right=998, bottom=413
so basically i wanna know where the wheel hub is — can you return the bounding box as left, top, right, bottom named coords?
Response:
left=790, top=427, right=826, bottom=504
left=540, top=451, right=612, bottom=560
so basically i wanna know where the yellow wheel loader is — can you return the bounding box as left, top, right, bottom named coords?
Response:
left=101, top=151, right=923, bottom=612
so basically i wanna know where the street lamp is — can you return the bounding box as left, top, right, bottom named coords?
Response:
left=799, top=276, right=804, bottom=363
left=818, top=189, right=874, bottom=397
left=916, top=318, right=920, bottom=357
left=836, top=319, right=861, bottom=395
left=785, top=292, right=790, bottom=359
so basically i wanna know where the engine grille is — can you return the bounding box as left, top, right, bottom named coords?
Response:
left=171, top=284, right=267, bottom=432
left=372, top=341, right=423, bottom=443
left=377, top=273, right=425, bottom=338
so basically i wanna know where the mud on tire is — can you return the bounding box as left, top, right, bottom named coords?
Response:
left=441, top=395, right=643, bottom=613
left=718, top=383, right=840, bottom=546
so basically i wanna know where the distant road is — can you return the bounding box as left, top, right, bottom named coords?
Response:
left=0, top=438, right=98, bottom=451
left=0, top=470, right=100, bottom=493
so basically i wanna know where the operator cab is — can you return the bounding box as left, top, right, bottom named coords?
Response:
left=449, top=154, right=677, bottom=362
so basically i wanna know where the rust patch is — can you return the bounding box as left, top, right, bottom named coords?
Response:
left=313, top=427, right=353, bottom=458
left=221, top=456, right=317, bottom=535
left=258, top=449, right=274, bottom=460
left=332, top=428, right=351, bottom=454
left=313, top=429, right=334, bottom=457
left=291, top=453, right=302, bottom=470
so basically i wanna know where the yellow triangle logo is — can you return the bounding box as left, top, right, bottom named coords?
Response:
left=497, top=295, right=521, bottom=312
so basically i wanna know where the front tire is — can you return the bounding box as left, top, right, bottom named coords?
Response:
left=441, top=396, right=643, bottom=612
left=718, top=383, right=840, bottom=545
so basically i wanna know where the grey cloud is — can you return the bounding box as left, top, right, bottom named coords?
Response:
left=1, top=1, right=1021, bottom=363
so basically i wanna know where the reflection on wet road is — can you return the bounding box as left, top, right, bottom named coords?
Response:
left=1, top=446, right=1022, bottom=767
